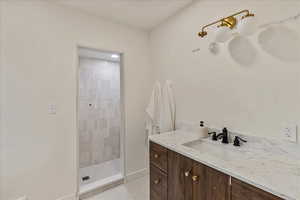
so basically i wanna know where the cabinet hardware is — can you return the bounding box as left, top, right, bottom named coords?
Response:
left=192, top=175, right=199, bottom=182
left=184, top=169, right=192, bottom=177
left=154, top=154, right=159, bottom=159
left=213, top=186, right=217, bottom=190
left=154, top=179, right=160, bottom=184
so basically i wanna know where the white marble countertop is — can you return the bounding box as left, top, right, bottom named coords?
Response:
left=149, top=130, right=300, bottom=200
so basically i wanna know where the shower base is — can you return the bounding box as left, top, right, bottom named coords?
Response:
left=79, top=158, right=123, bottom=195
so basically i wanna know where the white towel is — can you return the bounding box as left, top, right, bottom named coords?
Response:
left=160, top=80, right=176, bottom=133
left=146, top=81, right=162, bottom=136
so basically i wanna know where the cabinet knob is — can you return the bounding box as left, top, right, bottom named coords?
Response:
left=184, top=171, right=190, bottom=177
left=192, top=175, right=199, bottom=182
left=213, top=186, right=217, bottom=190
left=184, top=168, right=192, bottom=177
left=154, top=154, right=159, bottom=159
left=154, top=179, right=160, bottom=185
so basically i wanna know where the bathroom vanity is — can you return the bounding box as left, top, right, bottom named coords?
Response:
left=149, top=130, right=300, bottom=200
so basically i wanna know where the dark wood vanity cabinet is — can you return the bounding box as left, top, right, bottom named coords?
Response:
left=231, top=178, right=283, bottom=200
left=150, top=164, right=168, bottom=200
left=167, top=151, right=229, bottom=200
left=150, top=141, right=283, bottom=200
left=167, top=150, right=193, bottom=200
left=201, top=166, right=230, bottom=200
left=150, top=142, right=168, bottom=200
left=150, top=142, right=168, bottom=173
left=190, top=161, right=230, bottom=200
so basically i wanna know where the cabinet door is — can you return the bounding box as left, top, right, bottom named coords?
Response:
left=150, top=165, right=168, bottom=200
left=231, top=178, right=283, bottom=200
left=192, top=162, right=207, bottom=200
left=168, top=151, right=193, bottom=200
left=205, top=166, right=230, bottom=200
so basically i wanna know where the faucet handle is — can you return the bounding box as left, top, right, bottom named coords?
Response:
left=233, top=136, right=247, bottom=146
left=208, top=132, right=217, bottom=141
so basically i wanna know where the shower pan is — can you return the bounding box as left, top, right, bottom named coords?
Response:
left=77, top=47, right=124, bottom=195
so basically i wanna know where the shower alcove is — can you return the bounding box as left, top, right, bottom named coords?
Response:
left=77, top=47, right=124, bottom=196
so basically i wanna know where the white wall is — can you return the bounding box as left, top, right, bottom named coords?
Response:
left=150, top=0, right=300, bottom=140
left=2, top=1, right=300, bottom=199
left=0, top=1, right=152, bottom=200
left=0, top=2, right=4, bottom=199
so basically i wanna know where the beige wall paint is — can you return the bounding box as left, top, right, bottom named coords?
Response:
left=0, top=1, right=152, bottom=200
left=0, top=1, right=4, bottom=199
left=1, top=0, right=300, bottom=199
left=150, top=0, right=300, bottom=140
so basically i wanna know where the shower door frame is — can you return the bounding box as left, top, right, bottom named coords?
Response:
left=75, top=44, right=126, bottom=197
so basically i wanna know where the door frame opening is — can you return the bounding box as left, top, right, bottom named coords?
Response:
left=74, top=44, right=126, bottom=197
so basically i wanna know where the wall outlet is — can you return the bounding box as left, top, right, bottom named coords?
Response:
left=281, top=124, right=297, bottom=143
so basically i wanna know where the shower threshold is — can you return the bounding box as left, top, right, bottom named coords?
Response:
left=79, top=173, right=123, bottom=195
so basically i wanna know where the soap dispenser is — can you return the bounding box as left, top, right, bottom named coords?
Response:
left=198, top=121, right=209, bottom=138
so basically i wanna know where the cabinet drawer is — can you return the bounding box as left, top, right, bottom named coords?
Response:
left=150, top=142, right=168, bottom=173
left=150, top=165, right=167, bottom=200
left=231, top=178, right=283, bottom=200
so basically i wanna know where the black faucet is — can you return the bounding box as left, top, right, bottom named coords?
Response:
left=216, top=128, right=229, bottom=144
left=208, top=132, right=217, bottom=141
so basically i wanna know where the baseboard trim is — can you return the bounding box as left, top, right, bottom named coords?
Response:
left=125, top=168, right=149, bottom=183
left=56, top=169, right=148, bottom=200
left=56, top=193, right=77, bottom=200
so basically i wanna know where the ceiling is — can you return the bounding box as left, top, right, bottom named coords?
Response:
left=59, top=0, right=195, bottom=30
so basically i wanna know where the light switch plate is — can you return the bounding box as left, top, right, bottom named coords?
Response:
left=48, top=104, right=57, bottom=115
left=281, top=123, right=297, bottom=143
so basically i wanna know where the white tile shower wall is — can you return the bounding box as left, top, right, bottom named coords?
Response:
left=79, top=58, right=121, bottom=168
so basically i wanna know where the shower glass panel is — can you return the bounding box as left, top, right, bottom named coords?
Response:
left=78, top=47, right=122, bottom=194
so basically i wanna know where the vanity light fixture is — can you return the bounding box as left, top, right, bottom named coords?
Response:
left=198, top=10, right=255, bottom=39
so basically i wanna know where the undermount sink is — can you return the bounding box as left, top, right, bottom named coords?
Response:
left=183, top=139, right=219, bottom=152
left=184, top=137, right=234, bottom=150
left=184, top=135, right=248, bottom=150
left=183, top=139, right=231, bottom=151
left=182, top=138, right=245, bottom=161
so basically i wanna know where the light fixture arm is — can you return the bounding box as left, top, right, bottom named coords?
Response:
left=198, top=9, right=255, bottom=38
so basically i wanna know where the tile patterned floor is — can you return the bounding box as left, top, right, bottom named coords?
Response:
left=86, top=175, right=149, bottom=200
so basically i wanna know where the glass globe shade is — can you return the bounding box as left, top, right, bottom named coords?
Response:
left=238, top=17, right=257, bottom=36
left=214, top=26, right=232, bottom=43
